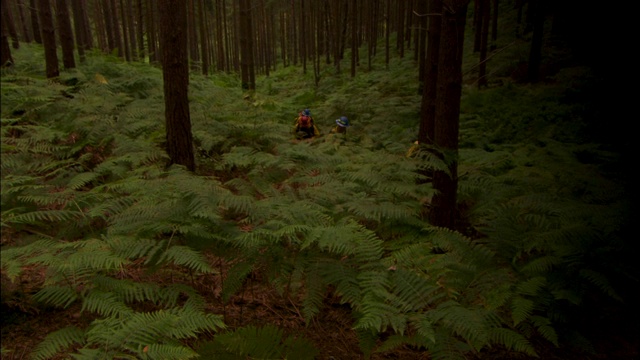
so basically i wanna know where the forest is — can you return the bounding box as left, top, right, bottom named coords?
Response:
left=1, top=0, right=637, bottom=359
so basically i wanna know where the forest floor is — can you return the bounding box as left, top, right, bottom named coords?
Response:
left=1, top=248, right=638, bottom=360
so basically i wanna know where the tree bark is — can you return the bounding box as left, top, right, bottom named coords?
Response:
left=37, top=0, right=59, bottom=78
left=16, top=0, right=33, bottom=43
left=429, top=0, right=469, bottom=230
left=29, top=0, right=42, bottom=43
left=158, top=0, right=195, bottom=172
left=527, top=0, right=544, bottom=83
left=2, top=0, right=20, bottom=49
left=477, top=0, right=490, bottom=88
left=418, top=0, right=441, bottom=146
left=55, top=0, right=76, bottom=69
left=1, top=19, right=15, bottom=66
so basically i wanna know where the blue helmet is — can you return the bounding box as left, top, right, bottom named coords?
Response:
left=335, top=116, right=350, bottom=127
left=303, top=109, right=311, bottom=116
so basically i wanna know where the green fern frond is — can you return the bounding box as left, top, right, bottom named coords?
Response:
left=221, top=261, right=254, bottom=302
left=159, top=245, right=214, bottom=273
left=4, top=209, right=82, bottom=224
left=140, top=344, right=199, bottom=360
left=510, top=296, right=535, bottom=326
left=579, top=268, right=622, bottom=301
left=81, top=290, right=134, bottom=317
left=32, top=285, right=79, bottom=308
left=390, top=268, right=439, bottom=312
left=301, top=267, right=326, bottom=323
left=200, top=324, right=318, bottom=360
left=486, top=327, right=538, bottom=357
left=31, top=326, right=85, bottom=360
left=530, top=315, right=559, bottom=346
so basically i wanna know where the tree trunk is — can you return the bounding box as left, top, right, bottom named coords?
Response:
left=158, top=0, right=195, bottom=172
left=37, top=0, right=59, bottom=78
left=198, top=0, right=209, bottom=75
left=1, top=19, right=15, bottom=66
left=418, top=0, right=441, bottom=146
left=146, top=0, right=158, bottom=63
left=29, top=0, right=42, bottom=43
left=477, top=0, right=490, bottom=88
left=527, top=0, right=544, bottom=83
left=55, top=0, right=76, bottom=69
left=109, top=0, right=124, bottom=58
left=429, top=0, right=469, bottom=230
left=2, top=0, right=20, bottom=49
left=16, top=0, right=33, bottom=43
left=71, top=0, right=87, bottom=62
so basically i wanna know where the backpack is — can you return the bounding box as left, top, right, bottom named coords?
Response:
left=298, top=115, right=312, bottom=128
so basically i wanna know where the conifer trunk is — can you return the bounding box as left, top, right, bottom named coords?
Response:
left=159, top=0, right=195, bottom=171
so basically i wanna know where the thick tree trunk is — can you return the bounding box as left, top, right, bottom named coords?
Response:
left=37, top=0, right=59, bottom=78
left=158, top=0, right=195, bottom=172
left=56, top=0, right=76, bottom=69
left=16, top=0, right=33, bottom=43
left=2, top=0, right=20, bottom=49
left=1, top=21, right=14, bottom=66
left=429, top=0, right=469, bottom=230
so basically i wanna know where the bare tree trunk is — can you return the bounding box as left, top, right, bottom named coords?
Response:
left=146, top=0, right=158, bottom=63
left=56, top=0, right=76, bottom=69
left=158, top=0, right=195, bottom=172
left=198, top=0, right=209, bottom=75
left=29, top=0, right=42, bottom=43
left=418, top=0, right=441, bottom=146
left=477, top=0, right=490, bottom=88
left=71, top=0, right=87, bottom=62
left=1, top=19, right=15, bottom=66
left=37, top=0, right=59, bottom=78
left=429, top=0, right=469, bottom=229
left=16, top=0, right=33, bottom=43
left=2, top=0, right=20, bottom=49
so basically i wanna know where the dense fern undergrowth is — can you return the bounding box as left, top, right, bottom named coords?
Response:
left=1, top=40, right=635, bottom=360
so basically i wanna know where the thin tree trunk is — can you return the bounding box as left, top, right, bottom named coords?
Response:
left=477, top=0, right=490, bottom=88
left=418, top=0, right=441, bottom=146
left=199, top=0, right=209, bottom=75
left=30, top=0, right=42, bottom=43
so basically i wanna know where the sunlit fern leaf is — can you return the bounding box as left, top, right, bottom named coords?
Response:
left=31, top=326, right=85, bottom=360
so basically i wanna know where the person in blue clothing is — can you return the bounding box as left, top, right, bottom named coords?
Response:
left=330, top=116, right=350, bottom=135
